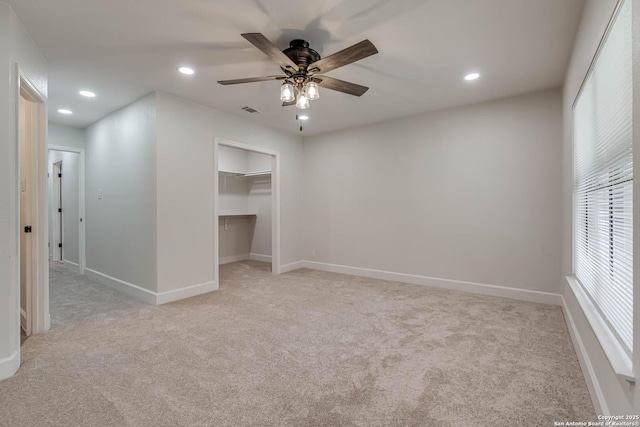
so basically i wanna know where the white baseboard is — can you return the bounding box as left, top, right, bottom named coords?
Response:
left=279, top=261, right=306, bottom=274
left=220, top=254, right=250, bottom=265
left=302, top=261, right=562, bottom=306
left=249, top=253, right=272, bottom=263
left=84, top=268, right=218, bottom=306
left=156, top=281, right=218, bottom=305
left=85, top=268, right=156, bottom=305
left=0, top=351, right=20, bottom=382
left=560, top=295, right=608, bottom=415
left=63, top=260, right=79, bottom=273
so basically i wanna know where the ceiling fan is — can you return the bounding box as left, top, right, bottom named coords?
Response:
left=217, top=33, right=378, bottom=110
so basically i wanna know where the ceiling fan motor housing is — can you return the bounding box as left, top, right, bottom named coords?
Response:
left=282, top=39, right=320, bottom=74
left=217, top=33, right=376, bottom=99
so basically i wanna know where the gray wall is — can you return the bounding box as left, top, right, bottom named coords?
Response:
left=248, top=180, right=272, bottom=258
left=561, top=0, right=640, bottom=414
left=85, top=93, right=157, bottom=292
left=49, top=123, right=85, bottom=150
left=247, top=151, right=273, bottom=258
left=303, top=89, right=563, bottom=293
left=218, top=217, right=255, bottom=260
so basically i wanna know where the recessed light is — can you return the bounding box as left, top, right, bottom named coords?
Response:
left=57, top=109, right=73, bottom=115
left=464, top=73, right=480, bottom=81
left=298, top=115, right=309, bottom=121
left=178, top=66, right=195, bottom=75
left=79, top=90, right=96, bottom=97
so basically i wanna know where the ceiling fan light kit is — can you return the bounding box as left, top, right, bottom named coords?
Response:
left=306, top=82, right=319, bottom=100
left=279, top=80, right=317, bottom=109
left=280, top=83, right=295, bottom=103
left=296, top=92, right=310, bottom=109
left=218, top=33, right=379, bottom=118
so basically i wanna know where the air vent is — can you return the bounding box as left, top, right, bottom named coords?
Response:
left=241, top=106, right=261, bottom=114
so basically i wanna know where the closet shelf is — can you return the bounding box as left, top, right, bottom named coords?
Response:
left=219, top=169, right=271, bottom=179
left=219, top=213, right=257, bottom=218
left=242, top=170, right=271, bottom=178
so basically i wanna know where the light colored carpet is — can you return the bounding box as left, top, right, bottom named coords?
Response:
left=0, top=261, right=595, bottom=426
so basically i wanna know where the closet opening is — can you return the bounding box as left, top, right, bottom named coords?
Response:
left=213, top=139, right=280, bottom=287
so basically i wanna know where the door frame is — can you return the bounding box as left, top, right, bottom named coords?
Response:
left=48, top=145, right=86, bottom=274
left=213, top=138, right=281, bottom=287
left=17, top=70, right=49, bottom=336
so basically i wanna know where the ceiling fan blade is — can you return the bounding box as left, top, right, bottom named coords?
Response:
left=241, top=33, right=299, bottom=72
left=218, top=75, right=287, bottom=85
left=314, top=75, right=369, bottom=96
left=307, top=40, right=378, bottom=74
left=282, top=100, right=296, bottom=107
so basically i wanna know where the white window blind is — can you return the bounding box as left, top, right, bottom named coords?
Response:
left=573, top=0, right=632, bottom=355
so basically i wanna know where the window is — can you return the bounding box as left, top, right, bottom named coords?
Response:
left=573, top=0, right=632, bottom=363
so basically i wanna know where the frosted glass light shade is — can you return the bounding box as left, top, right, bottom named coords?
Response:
left=280, top=83, right=295, bottom=102
left=306, top=82, right=319, bottom=100
left=296, top=93, right=310, bottom=109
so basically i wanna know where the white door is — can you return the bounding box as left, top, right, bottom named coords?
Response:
left=19, top=93, right=34, bottom=337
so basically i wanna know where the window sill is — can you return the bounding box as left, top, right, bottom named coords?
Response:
left=565, top=276, right=635, bottom=383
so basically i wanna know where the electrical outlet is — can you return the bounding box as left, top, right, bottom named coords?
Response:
left=311, top=249, right=316, bottom=259
left=98, top=189, right=102, bottom=200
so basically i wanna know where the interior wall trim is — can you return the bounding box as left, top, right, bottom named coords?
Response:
left=295, top=260, right=562, bottom=305
left=0, top=351, right=19, bottom=382
left=220, top=254, right=250, bottom=265
left=279, top=261, right=306, bottom=274
left=156, top=281, right=218, bottom=305
left=560, top=295, right=609, bottom=415
left=84, top=268, right=156, bottom=305
left=63, top=260, right=79, bottom=273
left=249, top=253, right=272, bottom=263
left=84, top=268, right=217, bottom=305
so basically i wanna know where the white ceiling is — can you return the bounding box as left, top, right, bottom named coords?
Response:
left=7, top=0, right=584, bottom=136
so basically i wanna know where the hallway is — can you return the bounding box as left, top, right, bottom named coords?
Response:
left=48, top=262, right=145, bottom=330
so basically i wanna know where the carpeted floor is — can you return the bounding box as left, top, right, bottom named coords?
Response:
left=0, top=261, right=595, bottom=426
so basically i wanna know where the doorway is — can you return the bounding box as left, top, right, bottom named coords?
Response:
left=18, top=75, right=48, bottom=339
left=47, top=146, right=85, bottom=274
left=213, top=138, right=281, bottom=287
